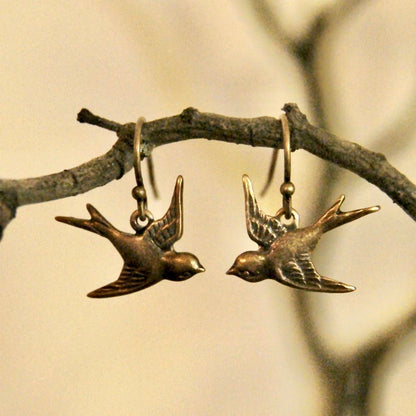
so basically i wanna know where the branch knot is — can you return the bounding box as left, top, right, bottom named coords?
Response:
left=180, top=107, right=199, bottom=124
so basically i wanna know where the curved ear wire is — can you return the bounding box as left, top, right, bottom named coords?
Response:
left=130, top=118, right=154, bottom=231
left=133, top=117, right=146, bottom=189
left=260, top=113, right=292, bottom=203
left=280, top=113, right=295, bottom=220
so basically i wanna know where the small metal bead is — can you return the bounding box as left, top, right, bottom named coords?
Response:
left=280, top=181, right=295, bottom=196
left=132, top=186, right=147, bottom=201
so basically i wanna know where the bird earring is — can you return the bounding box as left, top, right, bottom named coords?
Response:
left=56, top=117, right=205, bottom=298
left=226, top=114, right=380, bottom=293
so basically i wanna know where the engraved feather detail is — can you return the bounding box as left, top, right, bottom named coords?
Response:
left=146, top=175, right=183, bottom=250
left=87, top=265, right=151, bottom=298
left=244, top=175, right=286, bottom=247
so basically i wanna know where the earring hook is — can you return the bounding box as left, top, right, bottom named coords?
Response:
left=131, top=117, right=154, bottom=231
left=133, top=117, right=146, bottom=188
left=280, top=114, right=295, bottom=220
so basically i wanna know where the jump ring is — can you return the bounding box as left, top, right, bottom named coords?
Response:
left=130, top=209, right=154, bottom=233
left=275, top=207, right=299, bottom=231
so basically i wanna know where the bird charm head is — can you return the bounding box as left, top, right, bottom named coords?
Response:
left=227, top=175, right=379, bottom=293
left=226, top=251, right=267, bottom=282
left=162, top=251, right=205, bottom=281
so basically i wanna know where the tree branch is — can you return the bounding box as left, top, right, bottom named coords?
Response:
left=1, top=103, right=415, bottom=239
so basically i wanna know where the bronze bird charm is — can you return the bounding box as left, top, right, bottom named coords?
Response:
left=226, top=175, right=380, bottom=293
left=56, top=176, right=205, bottom=298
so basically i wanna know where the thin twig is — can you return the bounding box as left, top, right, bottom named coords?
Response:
left=77, top=108, right=122, bottom=132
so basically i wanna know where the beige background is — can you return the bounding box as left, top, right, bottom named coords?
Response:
left=1, top=1, right=416, bottom=414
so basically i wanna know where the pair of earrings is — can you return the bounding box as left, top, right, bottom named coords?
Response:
left=56, top=115, right=380, bottom=298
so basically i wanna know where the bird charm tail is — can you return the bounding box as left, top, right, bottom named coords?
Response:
left=317, top=276, right=356, bottom=293
left=315, top=195, right=380, bottom=233
left=56, top=204, right=116, bottom=238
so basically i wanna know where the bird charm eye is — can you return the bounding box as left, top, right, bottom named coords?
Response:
left=242, top=270, right=252, bottom=278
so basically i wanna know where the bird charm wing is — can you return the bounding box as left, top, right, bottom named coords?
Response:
left=144, top=175, right=183, bottom=250
left=243, top=175, right=287, bottom=248
left=87, top=264, right=157, bottom=298
left=278, top=252, right=355, bottom=293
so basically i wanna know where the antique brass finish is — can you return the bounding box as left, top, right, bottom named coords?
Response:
left=226, top=115, right=380, bottom=293
left=56, top=119, right=204, bottom=298
left=280, top=113, right=295, bottom=220
left=130, top=116, right=153, bottom=229
left=227, top=176, right=379, bottom=292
